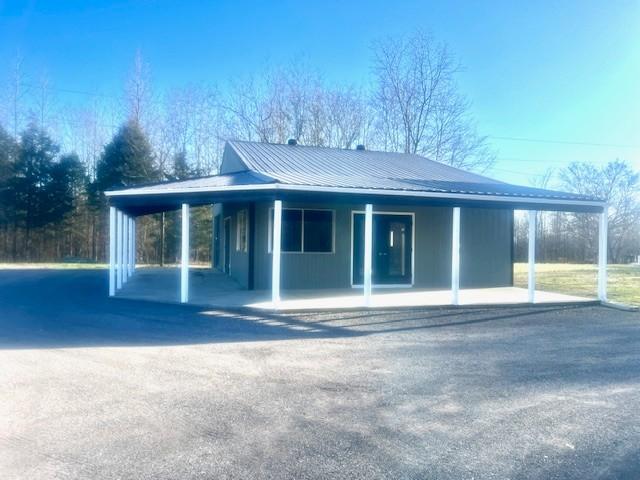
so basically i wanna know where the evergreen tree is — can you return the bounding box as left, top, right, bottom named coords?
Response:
left=12, top=124, right=60, bottom=256
left=171, top=149, right=191, bottom=180
left=96, top=120, right=158, bottom=193
left=0, top=125, right=18, bottom=258
left=47, top=153, right=86, bottom=223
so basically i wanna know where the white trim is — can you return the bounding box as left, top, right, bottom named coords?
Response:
left=528, top=210, right=536, bottom=303
left=451, top=207, right=461, bottom=305
left=350, top=210, right=416, bottom=288
left=105, top=182, right=605, bottom=209
left=598, top=207, right=608, bottom=301
left=267, top=207, right=336, bottom=254
left=108, top=207, right=116, bottom=296
left=180, top=203, right=190, bottom=303
left=272, top=200, right=282, bottom=306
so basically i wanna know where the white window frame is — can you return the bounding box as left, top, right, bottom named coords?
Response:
left=268, top=207, right=336, bottom=254
left=350, top=210, right=416, bottom=288
left=236, top=209, right=248, bottom=253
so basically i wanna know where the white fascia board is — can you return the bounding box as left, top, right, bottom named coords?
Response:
left=105, top=182, right=605, bottom=209
left=275, top=184, right=606, bottom=209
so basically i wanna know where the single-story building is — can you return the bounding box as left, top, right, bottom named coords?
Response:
left=105, top=140, right=609, bottom=310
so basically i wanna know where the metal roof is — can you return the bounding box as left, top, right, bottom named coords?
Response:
left=107, top=171, right=275, bottom=196
left=106, top=140, right=604, bottom=209
left=228, top=140, right=502, bottom=185
left=226, top=140, right=600, bottom=202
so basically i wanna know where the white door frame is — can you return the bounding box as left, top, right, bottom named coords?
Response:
left=350, top=210, right=416, bottom=288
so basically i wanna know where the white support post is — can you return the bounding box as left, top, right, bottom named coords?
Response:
left=122, top=215, right=129, bottom=284
left=128, top=216, right=134, bottom=276
left=528, top=210, right=537, bottom=303
left=181, top=204, right=190, bottom=303
left=271, top=200, right=282, bottom=306
left=451, top=207, right=461, bottom=305
left=598, top=207, right=608, bottom=302
left=363, top=204, right=373, bottom=307
left=109, top=206, right=116, bottom=296
left=132, top=217, right=136, bottom=273
left=116, top=210, right=124, bottom=290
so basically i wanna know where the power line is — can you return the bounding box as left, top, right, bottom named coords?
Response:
left=494, top=156, right=627, bottom=164
left=490, top=167, right=548, bottom=178
left=488, top=135, right=640, bottom=149
left=22, top=82, right=119, bottom=100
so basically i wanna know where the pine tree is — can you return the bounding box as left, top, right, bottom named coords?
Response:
left=12, top=124, right=60, bottom=258
left=96, top=119, right=158, bottom=193
left=0, top=125, right=18, bottom=259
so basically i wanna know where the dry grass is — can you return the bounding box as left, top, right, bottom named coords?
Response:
left=0, top=262, right=107, bottom=270
left=514, top=263, right=640, bottom=306
left=0, top=263, right=212, bottom=270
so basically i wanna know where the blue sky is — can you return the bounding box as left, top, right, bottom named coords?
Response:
left=1, top=0, right=638, bottom=185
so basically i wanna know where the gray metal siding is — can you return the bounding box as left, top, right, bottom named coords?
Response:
left=460, top=208, right=514, bottom=288
left=220, top=145, right=248, bottom=174
left=250, top=202, right=513, bottom=290
left=220, top=203, right=251, bottom=288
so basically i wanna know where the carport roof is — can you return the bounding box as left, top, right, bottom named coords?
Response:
left=106, top=140, right=606, bottom=213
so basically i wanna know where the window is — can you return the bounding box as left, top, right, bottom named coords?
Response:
left=282, top=209, right=302, bottom=252
left=236, top=210, right=248, bottom=253
left=269, top=208, right=334, bottom=253
left=303, top=210, right=333, bottom=252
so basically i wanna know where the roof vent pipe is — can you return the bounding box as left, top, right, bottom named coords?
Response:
left=356, top=144, right=365, bottom=151
left=287, top=138, right=297, bottom=146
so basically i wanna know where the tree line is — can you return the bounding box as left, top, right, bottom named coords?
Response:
left=0, top=32, right=638, bottom=264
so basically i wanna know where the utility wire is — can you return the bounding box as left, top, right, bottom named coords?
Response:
left=494, top=156, right=632, bottom=164
left=21, top=82, right=119, bottom=100
left=488, top=135, right=640, bottom=149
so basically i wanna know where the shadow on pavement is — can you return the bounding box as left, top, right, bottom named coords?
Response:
left=0, top=269, right=631, bottom=351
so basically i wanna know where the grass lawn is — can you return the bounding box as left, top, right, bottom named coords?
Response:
left=514, top=263, right=640, bottom=307
left=0, top=262, right=108, bottom=269
left=0, top=262, right=211, bottom=270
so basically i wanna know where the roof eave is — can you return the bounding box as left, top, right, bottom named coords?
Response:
left=105, top=182, right=605, bottom=209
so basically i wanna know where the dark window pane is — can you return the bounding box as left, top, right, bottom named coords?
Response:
left=281, top=209, right=302, bottom=252
left=303, top=210, right=333, bottom=252
left=353, top=214, right=364, bottom=284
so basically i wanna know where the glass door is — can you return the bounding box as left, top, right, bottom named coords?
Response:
left=352, top=213, right=413, bottom=285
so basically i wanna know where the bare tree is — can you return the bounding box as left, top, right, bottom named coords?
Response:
left=7, top=54, right=27, bottom=138
left=372, top=32, right=494, bottom=171
left=126, top=50, right=153, bottom=127
left=560, top=160, right=640, bottom=263
left=32, top=73, right=53, bottom=131
left=325, top=88, right=368, bottom=149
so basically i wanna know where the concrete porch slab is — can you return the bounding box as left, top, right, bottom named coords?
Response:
left=116, top=267, right=597, bottom=311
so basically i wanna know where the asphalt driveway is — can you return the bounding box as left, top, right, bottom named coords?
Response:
left=0, top=269, right=639, bottom=479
